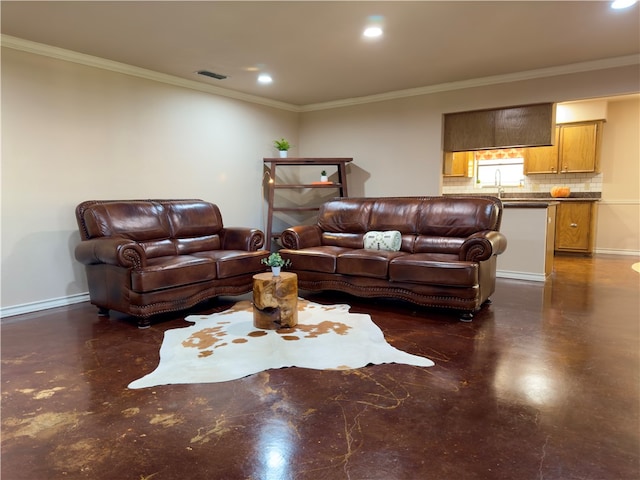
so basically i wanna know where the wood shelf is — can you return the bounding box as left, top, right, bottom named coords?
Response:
left=272, top=207, right=321, bottom=212
left=263, top=157, right=353, bottom=164
left=273, top=183, right=343, bottom=189
left=263, top=157, right=352, bottom=250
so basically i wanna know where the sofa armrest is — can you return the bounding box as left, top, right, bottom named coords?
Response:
left=459, top=231, right=508, bottom=262
left=220, top=228, right=265, bottom=251
left=75, top=237, right=145, bottom=268
left=280, top=225, right=323, bottom=249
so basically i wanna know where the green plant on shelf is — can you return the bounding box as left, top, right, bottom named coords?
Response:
left=273, top=138, right=291, bottom=151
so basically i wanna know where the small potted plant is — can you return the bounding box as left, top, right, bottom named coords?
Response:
left=321, top=170, right=328, bottom=182
left=274, top=138, right=291, bottom=158
left=261, top=252, right=291, bottom=276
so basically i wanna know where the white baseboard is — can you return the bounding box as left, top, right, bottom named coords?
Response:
left=497, top=270, right=547, bottom=282
left=595, top=248, right=640, bottom=256
left=0, top=293, right=90, bottom=319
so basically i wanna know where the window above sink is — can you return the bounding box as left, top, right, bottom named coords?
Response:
left=476, top=158, right=524, bottom=188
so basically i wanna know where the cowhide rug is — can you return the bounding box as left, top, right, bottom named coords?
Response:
left=128, top=299, right=434, bottom=389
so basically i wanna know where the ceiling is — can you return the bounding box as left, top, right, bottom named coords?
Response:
left=1, top=1, right=639, bottom=107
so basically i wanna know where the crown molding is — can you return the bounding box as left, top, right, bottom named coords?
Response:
left=300, top=54, right=640, bottom=112
left=2, top=34, right=638, bottom=114
left=0, top=35, right=301, bottom=113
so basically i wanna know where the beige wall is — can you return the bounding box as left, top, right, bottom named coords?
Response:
left=299, top=97, right=444, bottom=197
left=597, top=97, right=640, bottom=254
left=1, top=47, right=298, bottom=313
left=1, top=44, right=638, bottom=315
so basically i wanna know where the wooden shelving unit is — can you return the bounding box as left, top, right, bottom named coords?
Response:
left=263, top=157, right=352, bottom=250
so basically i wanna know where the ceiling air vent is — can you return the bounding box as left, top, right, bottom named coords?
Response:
left=197, top=70, right=228, bottom=80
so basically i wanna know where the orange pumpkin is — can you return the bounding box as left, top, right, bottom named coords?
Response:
left=550, top=186, right=571, bottom=198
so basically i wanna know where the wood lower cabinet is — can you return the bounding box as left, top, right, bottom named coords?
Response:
left=555, top=201, right=597, bottom=255
left=443, top=151, right=473, bottom=177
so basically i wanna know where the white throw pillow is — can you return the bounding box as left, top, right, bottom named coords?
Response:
left=363, top=230, right=402, bottom=252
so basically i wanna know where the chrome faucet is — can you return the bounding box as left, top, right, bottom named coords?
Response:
left=495, top=169, right=505, bottom=199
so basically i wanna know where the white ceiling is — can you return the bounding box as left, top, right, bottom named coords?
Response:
left=1, top=1, right=639, bottom=107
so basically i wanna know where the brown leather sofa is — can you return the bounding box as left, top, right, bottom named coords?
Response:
left=279, top=196, right=507, bottom=321
left=75, top=199, right=269, bottom=327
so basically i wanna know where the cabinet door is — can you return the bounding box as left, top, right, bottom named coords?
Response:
left=555, top=202, right=595, bottom=253
left=523, top=127, right=559, bottom=174
left=559, top=122, right=601, bottom=173
left=443, top=151, right=473, bottom=177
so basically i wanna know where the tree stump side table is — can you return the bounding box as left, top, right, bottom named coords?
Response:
left=252, top=272, right=298, bottom=329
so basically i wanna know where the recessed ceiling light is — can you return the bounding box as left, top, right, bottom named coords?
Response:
left=258, top=73, right=273, bottom=84
left=363, top=14, right=384, bottom=38
left=611, top=0, right=637, bottom=9
left=363, top=26, right=383, bottom=38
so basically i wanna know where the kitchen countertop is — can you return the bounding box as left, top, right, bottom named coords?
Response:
left=443, top=193, right=601, bottom=208
left=502, top=197, right=600, bottom=208
left=502, top=201, right=557, bottom=208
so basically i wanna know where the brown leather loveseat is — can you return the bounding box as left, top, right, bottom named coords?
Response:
left=279, top=196, right=507, bottom=321
left=75, top=199, right=269, bottom=327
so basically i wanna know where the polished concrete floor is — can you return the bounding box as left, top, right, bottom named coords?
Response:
left=2, top=255, right=639, bottom=480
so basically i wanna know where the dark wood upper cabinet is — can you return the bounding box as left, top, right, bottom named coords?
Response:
left=443, top=103, right=556, bottom=151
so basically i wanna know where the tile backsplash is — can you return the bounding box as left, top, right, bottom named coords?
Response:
left=442, top=171, right=603, bottom=196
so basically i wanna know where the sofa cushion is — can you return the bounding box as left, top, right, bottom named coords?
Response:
left=164, top=201, right=225, bottom=254
left=166, top=201, right=223, bottom=237
left=416, top=197, right=500, bottom=237
left=369, top=199, right=421, bottom=232
left=131, top=255, right=217, bottom=292
left=279, top=247, right=351, bottom=273
left=363, top=231, right=402, bottom=251
left=83, top=201, right=171, bottom=241
left=193, top=250, right=268, bottom=279
left=175, top=235, right=222, bottom=255
left=321, top=232, right=364, bottom=249
left=337, top=249, right=407, bottom=278
left=318, top=199, right=373, bottom=233
left=389, top=254, right=478, bottom=286
left=139, top=239, right=177, bottom=258
left=413, top=236, right=465, bottom=254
